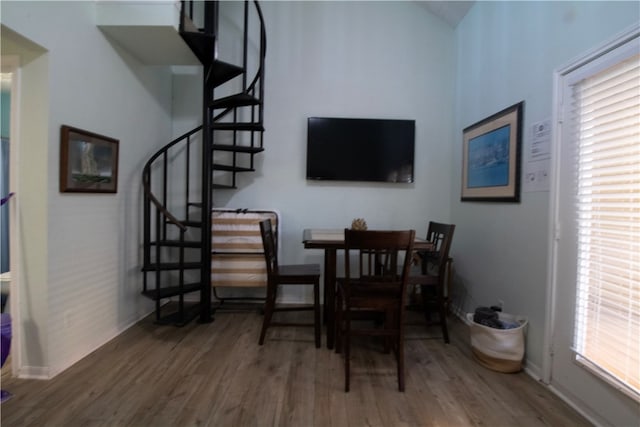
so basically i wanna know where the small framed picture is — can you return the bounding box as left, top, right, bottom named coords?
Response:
left=60, top=125, right=119, bottom=193
left=461, top=101, right=524, bottom=202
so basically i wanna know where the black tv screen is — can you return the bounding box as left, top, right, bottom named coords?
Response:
left=306, top=117, right=415, bottom=183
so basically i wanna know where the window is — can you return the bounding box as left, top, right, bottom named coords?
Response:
left=569, top=44, right=639, bottom=400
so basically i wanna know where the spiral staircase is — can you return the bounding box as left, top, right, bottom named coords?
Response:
left=141, top=0, right=266, bottom=325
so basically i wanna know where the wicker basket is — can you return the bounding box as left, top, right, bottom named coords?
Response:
left=466, top=312, right=527, bottom=373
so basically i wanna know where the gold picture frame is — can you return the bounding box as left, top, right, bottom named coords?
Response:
left=461, top=101, right=524, bottom=202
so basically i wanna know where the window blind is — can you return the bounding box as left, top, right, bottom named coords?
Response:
left=572, top=53, right=640, bottom=400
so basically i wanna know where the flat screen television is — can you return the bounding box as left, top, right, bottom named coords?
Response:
left=306, top=117, right=415, bottom=183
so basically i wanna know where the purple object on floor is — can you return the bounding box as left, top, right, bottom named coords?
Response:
left=1, top=313, right=12, bottom=403
left=1, top=313, right=11, bottom=366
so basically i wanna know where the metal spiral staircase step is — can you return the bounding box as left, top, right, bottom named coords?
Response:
left=179, top=31, right=216, bottom=65
left=160, top=218, right=203, bottom=228
left=178, top=30, right=244, bottom=86
left=151, top=240, right=203, bottom=248
left=212, top=144, right=264, bottom=154
left=210, top=60, right=245, bottom=87
left=213, top=164, right=255, bottom=173
left=211, top=122, right=264, bottom=131
left=154, top=302, right=201, bottom=327
left=169, top=219, right=203, bottom=228
left=211, top=93, right=260, bottom=109
left=142, top=262, right=202, bottom=272
left=212, top=183, right=237, bottom=190
left=141, top=282, right=202, bottom=300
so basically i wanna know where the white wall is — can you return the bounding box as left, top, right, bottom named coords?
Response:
left=453, top=0, right=639, bottom=407
left=2, top=1, right=173, bottom=376
left=187, top=1, right=457, bottom=303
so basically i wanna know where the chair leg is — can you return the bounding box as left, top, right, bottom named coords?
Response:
left=420, top=285, right=433, bottom=323
left=323, top=279, right=328, bottom=326
left=421, top=284, right=450, bottom=344
left=259, top=282, right=277, bottom=345
left=314, top=280, right=321, bottom=348
left=445, top=257, right=453, bottom=314
left=335, top=290, right=343, bottom=354
left=397, top=331, right=405, bottom=392
left=344, top=309, right=350, bottom=392
left=383, top=309, right=393, bottom=354
left=438, top=291, right=450, bottom=344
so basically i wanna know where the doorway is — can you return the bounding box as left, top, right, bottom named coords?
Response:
left=548, top=27, right=639, bottom=425
left=1, top=56, right=19, bottom=377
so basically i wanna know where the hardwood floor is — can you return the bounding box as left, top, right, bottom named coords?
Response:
left=1, top=307, right=591, bottom=426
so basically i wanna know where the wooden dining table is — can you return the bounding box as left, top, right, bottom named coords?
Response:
left=302, top=228, right=434, bottom=349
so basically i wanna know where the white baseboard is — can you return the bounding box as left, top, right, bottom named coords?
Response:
left=17, top=365, right=49, bottom=380
left=17, top=309, right=155, bottom=381
left=545, top=383, right=606, bottom=427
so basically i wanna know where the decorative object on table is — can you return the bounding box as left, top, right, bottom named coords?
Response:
left=461, top=101, right=524, bottom=202
left=351, top=218, right=367, bottom=230
left=60, top=125, right=119, bottom=193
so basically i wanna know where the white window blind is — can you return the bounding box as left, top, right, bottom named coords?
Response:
left=571, top=51, right=640, bottom=400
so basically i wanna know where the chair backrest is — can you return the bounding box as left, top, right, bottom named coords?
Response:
left=343, top=229, right=416, bottom=299
left=259, top=219, right=278, bottom=275
left=423, top=222, right=455, bottom=277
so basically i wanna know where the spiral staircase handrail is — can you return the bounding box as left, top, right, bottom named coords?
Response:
left=214, top=0, right=266, bottom=123
left=248, top=0, right=267, bottom=92
left=142, top=125, right=203, bottom=231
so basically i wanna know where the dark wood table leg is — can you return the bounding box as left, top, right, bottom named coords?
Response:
left=324, top=248, right=336, bottom=349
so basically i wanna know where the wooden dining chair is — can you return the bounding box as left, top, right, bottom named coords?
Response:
left=258, top=219, right=322, bottom=348
left=335, top=229, right=415, bottom=392
left=408, top=222, right=455, bottom=343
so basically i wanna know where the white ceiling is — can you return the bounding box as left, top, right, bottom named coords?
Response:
left=417, top=1, right=475, bottom=28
